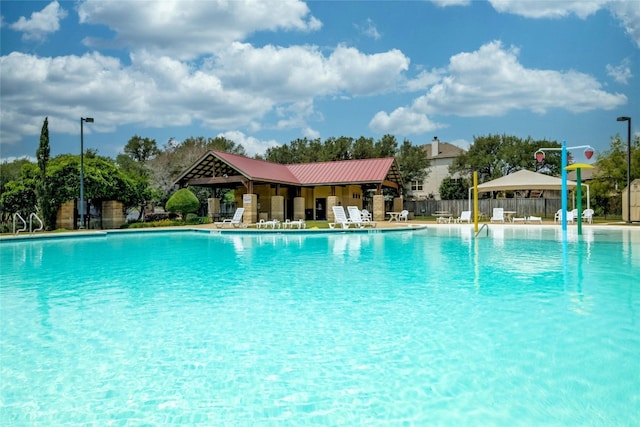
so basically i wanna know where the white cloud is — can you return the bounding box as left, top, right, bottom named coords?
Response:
left=355, top=18, right=381, bottom=40
left=430, top=0, right=472, bottom=7
left=9, top=1, right=67, bottom=41
left=418, top=41, right=627, bottom=116
left=216, top=130, right=279, bottom=156
left=0, top=39, right=410, bottom=147
left=369, top=40, right=627, bottom=135
left=487, top=0, right=640, bottom=47
left=609, top=0, right=640, bottom=48
left=78, top=0, right=322, bottom=60
left=369, top=107, right=445, bottom=135
left=607, top=59, right=633, bottom=84
left=488, top=0, right=607, bottom=19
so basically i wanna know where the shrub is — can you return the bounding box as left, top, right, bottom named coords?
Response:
left=165, top=189, right=200, bottom=220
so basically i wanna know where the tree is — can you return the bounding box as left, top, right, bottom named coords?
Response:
left=117, top=135, right=160, bottom=220
left=147, top=136, right=246, bottom=206
left=450, top=134, right=562, bottom=183
left=590, top=133, right=640, bottom=216
left=439, top=176, right=469, bottom=200
left=165, top=188, right=200, bottom=220
left=396, top=139, right=430, bottom=194
left=35, top=117, right=55, bottom=229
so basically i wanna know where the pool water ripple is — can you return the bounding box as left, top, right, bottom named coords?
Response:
left=1, top=228, right=639, bottom=425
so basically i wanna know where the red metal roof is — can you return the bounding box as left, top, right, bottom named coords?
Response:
left=287, top=158, right=397, bottom=185
left=214, top=151, right=299, bottom=183
left=175, top=150, right=402, bottom=188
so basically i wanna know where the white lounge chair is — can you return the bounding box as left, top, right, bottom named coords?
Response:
left=399, top=210, right=409, bottom=221
left=582, top=209, right=594, bottom=224
left=214, top=208, right=247, bottom=228
left=283, top=219, right=306, bottom=229
left=527, top=216, right=542, bottom=223
left=455, top=211, right=471, bottom=224
left=329, top=206, right=352, bottom=229
left=347, top=206, right=376, bottom=228
left=490, top=208, right=505, bottom=223
left=257, top=218, right=280, bottom=229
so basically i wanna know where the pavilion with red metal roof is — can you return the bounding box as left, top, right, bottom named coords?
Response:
left=173, top=150, right=404, bottom=224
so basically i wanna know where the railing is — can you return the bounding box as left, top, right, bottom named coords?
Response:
left=13, top=212, right=44, bottom=234
left=29, top=213, right=44, bottom=232
left=474, top=223, right=489, bottom=238
left=13, top=213, right=27, bottom=234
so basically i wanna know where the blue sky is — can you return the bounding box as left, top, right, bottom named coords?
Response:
left=1, top=0, right=638, bottom=163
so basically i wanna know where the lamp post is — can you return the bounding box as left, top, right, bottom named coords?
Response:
left=617, top=116, right=631, bottom=223
left=79, top=117, right=94, bottom=229
left=535, top=141, right=594, bottom=231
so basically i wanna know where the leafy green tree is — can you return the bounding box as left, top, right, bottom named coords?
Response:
left=590, top=133, right=640, bottom=216
left=450, top=134, right=562, bottom=183
left=116, top=135, right=160, bottom=220
left=165, top=188, right=200, bottom=220
left=439, top=177, right=469, bottom=200
left=396, top=139, right=430, bottom=194
left=0, top=163, right=38, bottom=223
left=0, top=158, right=33, bottom=221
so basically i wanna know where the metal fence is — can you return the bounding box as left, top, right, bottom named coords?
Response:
left=405, top=198, right=563, bottom=218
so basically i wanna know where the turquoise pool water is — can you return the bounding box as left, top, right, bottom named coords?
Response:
left=1, top=227, right=639, bottom=425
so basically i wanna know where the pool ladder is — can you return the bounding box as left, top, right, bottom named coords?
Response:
left=474, top=223, right=489, bottom=238
left=13, top=212, right=44, bottom=234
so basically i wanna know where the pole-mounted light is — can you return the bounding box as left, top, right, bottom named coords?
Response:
left=80, top=117, right=94, bottom=229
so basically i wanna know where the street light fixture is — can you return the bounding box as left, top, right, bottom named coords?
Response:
left=79, top=117, right=94, bottom=229
left=616, top=116, right=631, bottom=223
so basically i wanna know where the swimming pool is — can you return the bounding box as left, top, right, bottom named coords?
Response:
left=1, top=227, right=639, bottom=425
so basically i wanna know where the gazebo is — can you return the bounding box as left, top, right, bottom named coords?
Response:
left=467, top=169, right=589, bottom=212
left=173, top=150, right=404, bottom=224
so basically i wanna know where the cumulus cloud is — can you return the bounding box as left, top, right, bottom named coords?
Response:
left=9, top=1, right=67, bottom=41
left=0, top=40, right=410, bottom=146
left=78, top=0, right=322, bottom=60
left=369, top=107, right=445, bottom=135
left=607, top=59, right=633, bottom=84
left=370, top=40, right=626, bottom=135
left=355, top=18, right=381, bottom=40
left=609, top=0, right=640, bottom=48
left=488, top=0, right=607, bottom=19
left=487, top=0, right=640, bottom=47
left=217, top=130, right=279, bottom=156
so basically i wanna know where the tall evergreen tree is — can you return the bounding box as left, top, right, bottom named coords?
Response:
left=35, top=117, right=53, bottom=229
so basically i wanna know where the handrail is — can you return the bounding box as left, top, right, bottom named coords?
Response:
left=29, top=212, right=44, bottom=232
left=13, top=212, right=27, bottom=234
left=474, top=223, right=489, bottom=238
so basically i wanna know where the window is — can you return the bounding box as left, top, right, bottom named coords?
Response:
left=411, top=180, right=423, bottom=191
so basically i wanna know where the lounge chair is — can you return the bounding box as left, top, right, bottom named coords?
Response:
left=329, top=206, right=352, bottom=229
left=257, top=218, right=280, bottom=229
left=399, top=210, right=409, bottom=221
left=455, top=210, right=471, bottom=224
left=283, top=219, right=306, bottom=229
left=527, top=216, right=542, bottom=223
left=214, top=208, right=247, bottom=228
left=582, top=209, right=594, bottom=224
left=512, top=216, right=526, bottom=223
left=347, top=206, right=376, bottom=228
left=490, top=208, right=505, bottom=223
